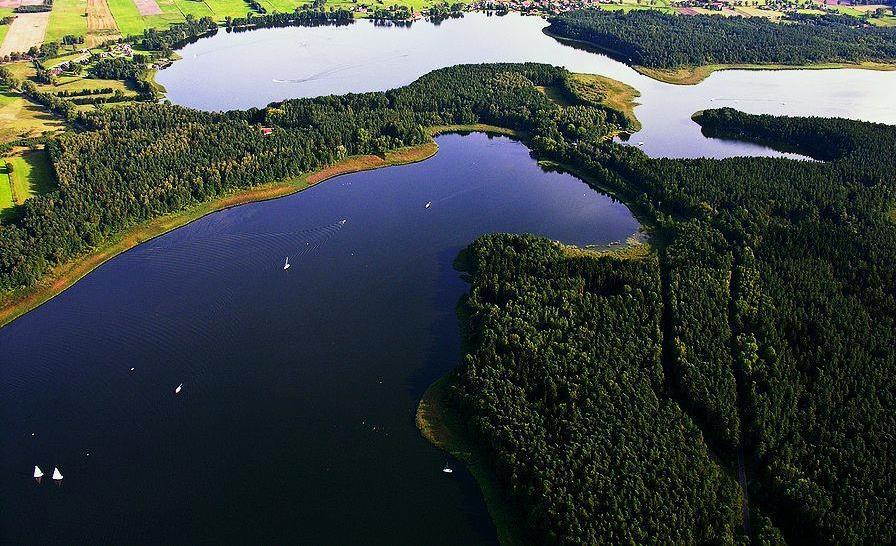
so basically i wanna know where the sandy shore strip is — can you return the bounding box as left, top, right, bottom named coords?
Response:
left=0, top=11, right=50, bottom=57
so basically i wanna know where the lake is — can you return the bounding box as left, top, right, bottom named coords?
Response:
left=4, top=12, right=896, bottom=544
left=156, top=12, right=896, bottom=159
left=0, top=133, right=639, bottom=544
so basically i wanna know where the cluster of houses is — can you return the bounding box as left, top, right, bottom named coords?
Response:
left=471, top=0, right=604, bottom=15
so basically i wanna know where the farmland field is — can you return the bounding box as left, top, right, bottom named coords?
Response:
left=0, top=90, right=64, bottom=143
left=0, top=9, right=14, bottom=46
left=86, top=0, right=121, bottom=46
left=45, top=0, right=88, bottom=43
left=0, top=11, right=50, bottom=57
left=106, top=0, right=155, bottom=35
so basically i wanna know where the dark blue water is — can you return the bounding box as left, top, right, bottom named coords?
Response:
left=0, top=134, right=639, bottom=544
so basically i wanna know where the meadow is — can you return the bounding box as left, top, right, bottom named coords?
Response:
left=44, top=0, right=88, bottom=43
left=0, top=149, right=54, bottom=217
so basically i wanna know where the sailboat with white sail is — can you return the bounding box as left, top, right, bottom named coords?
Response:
left=33, top=466, right=43, bottom=483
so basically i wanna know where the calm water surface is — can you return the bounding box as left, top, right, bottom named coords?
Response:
left=0, top=134, right=639, bottom=544
left=157, top=12, right=896, bottom=159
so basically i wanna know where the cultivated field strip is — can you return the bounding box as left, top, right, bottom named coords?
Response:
left=0, top=11, right=50, bottom=57
left=87, top=0, right=121, bottom=47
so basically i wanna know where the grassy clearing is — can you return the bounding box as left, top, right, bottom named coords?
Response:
left=416, top=372, right=531, bottom=546
left=560, top=236, right=650, bottom=260
left=636, top=61, right=896, bottom=85
left=4, top=149, right=55, bottom=204
left=0, top=167, right=12, bottom=211
left=566, top=72, right=641, bottom=131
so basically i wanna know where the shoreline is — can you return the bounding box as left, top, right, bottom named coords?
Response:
left=0, top=124, right=522, bottom=329
left=541, top=26, right=896, bottom=85
left=416, top=372, right=531, bottom=546
left=636, top=61, right=896, bottom=85
left=0, top=139, right=440, bottom=329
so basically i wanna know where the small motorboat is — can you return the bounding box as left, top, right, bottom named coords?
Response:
left=637, top=142, right=645, bottom=147
left=33, top=466, right=44, bottom=483
left=425, top=202, right=432, bottom=209
left=52, top=467, right=63, bottom=482
left=283, top=257, right=291, bottom=270
left=442, top=465, right=453, bottom=474
left=175, top=383, right=183, bottom=394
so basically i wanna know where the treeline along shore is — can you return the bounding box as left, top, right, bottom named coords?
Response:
left=545, top=10, right=896, bottom=83
left=434, top=102, right=896, bottom=543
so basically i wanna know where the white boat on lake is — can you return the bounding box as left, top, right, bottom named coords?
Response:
left=283, top=257, right=291, bottom=270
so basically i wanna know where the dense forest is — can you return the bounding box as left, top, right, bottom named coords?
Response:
left=546, top=10, right=896, bottom=67
left=455, top=234, right=742, bottom=543
left=1, top=62, right=894, bottom=543
left=451, top=102, right=896, bottom=543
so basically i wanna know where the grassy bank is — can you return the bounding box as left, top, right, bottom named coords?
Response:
left=0, top=139, right=439, bottom=328
left=416, top=372, right=531, bottom=546
left=567, top=72, right=641, bottom=131
left=635, top=61, right=896, bottom=85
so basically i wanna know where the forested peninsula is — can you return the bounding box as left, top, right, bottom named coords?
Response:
left=430, top=102, right=896, bottom=544
left=1, top=62, right=894, bottom=544
left=546, top=10, right=896, bottom=82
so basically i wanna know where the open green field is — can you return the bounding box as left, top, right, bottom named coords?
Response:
left=0, top=90, right=65, bottom=143
left=45, top=0, right=89, bottom=42
left=599, top=0, right=676, bottom=13
left=1, top=149, right=54, bottom=218
left=6, top=150, right=55, bottom=201
left=0, top=167, right=12, bottom=211
left=0, top=9, right=14, bottom=46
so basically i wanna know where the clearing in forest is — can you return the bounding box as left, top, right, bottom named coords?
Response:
left=0, top=11, right=50, bottom=57
left=0, top=149, right=54, bottom=219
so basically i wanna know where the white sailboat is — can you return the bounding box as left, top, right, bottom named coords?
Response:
left=52, top=467, right=63, bottom=481
left=283, top=257, right=291, bottom=270
left=33, top=466, right=44, bottom=483
left=175, top=383, right=183, bottom=394
left=425, top=201, right=432, bottom=209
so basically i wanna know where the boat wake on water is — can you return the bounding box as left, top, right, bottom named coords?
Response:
left=272, top=52, right=409, bottom=84
left=135, top=218, right=349, bottom=271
